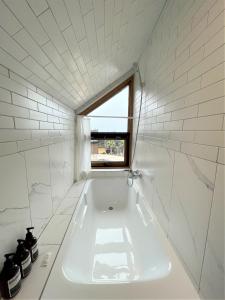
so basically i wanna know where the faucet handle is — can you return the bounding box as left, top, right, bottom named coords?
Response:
left=133, top=169, right=142, bottom=178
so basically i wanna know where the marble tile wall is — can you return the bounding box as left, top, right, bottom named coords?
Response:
left=0, top=66, right=75, bottom=269
left=133, top=0, right=224, bottom=299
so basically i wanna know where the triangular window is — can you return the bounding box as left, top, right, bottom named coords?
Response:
left=80, top=77, right=134, bottom=168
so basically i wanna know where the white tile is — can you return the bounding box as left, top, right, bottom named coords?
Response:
left=14, top=245, right=59, bottom=300
left=42, top=41, right=65, bottom=70
left=208, top=0, right=224, bottom=23
left=201, top=62, right=225, bottom=88
left=63, top=26, right=81, bottom=59
left=94, top=0, right=104, bottom=28
left=174, top=47, right=204, bottom=80
left=38, top=103, right=53, bottom=114
left=188, top=46, right=224, bottom=81
left=0, top=65, right=8, bottom=77
left=10, top=72, right=37, bottom=92
left=17, top=139, right=41, bottom=152
left=27, top=0, right=48, bottom=16
left=66, top=180, right=86, bottom=198
left=0, top=0, right=22, bottom=35
left=0, top=87, right=11, bottom=103
left=84, top=11, right=98, bottom=60
left=64, top=0, right=86, bottom=41
left=75, top=56, right=87, bottom=75
left=45, top=63, right=64, bottom=82
left=48, top=0, right=71, bottom=31
left=194, top=131, right=225, bottom=147
left=164, top=120, right=183, bottom=130
left=6, top=0, right=49, bottom=46
left=217, top=147, right=225, bottom=164
left=49, top=143, right=66, bottom=211
left=79, top=0, right=93, bottom=15
left=39, top=9, right=67, bottom=54
left=204, top=27, right=225, bottom=57
left=0, top=141, right=17, bottom=156
left=28, top=89, right=46, bottom=105
left=30, top=110, right=47, bottom=121
left=40, top=121, right=53, bottom=130
left=25, top=147, right=53, bottom=239
left=0, top=26, right=27, bottom=61
left=0, top=115, right=14, bottom=128
left=190, top=9, right=224, bottom=55
left=55, top=197, right=79, bottom=215
left=183, top=115, right=224, bottom=131
left=198, top=97, right=225, bottom=117
left=12, top=93, right=38, bottom=110
left=200, top=164, right=225, bottom=299
left=14, top=29, right=50, bottom=66
left=185, top=80, right=224, bottom=110
left=104, top=0, right=113, bottom=36
left=61, top=51, right=79, bottom=74
left=0, top=129, right=31, bottom=142
left=148, top=145, right=174, bottom=232
left=172, top=106, right=198, bottom=121
left=0, top=153, right=29, bottom=209
left=0, top=101, right=29, bottom=118
left=0, top=48, right=31, bottom=79
left=0, top=207, right=31, bottom=269
left=15, top=117, right=39, bottom=129
left=22, top=56, right=50, bottom=81
left=38, top=215, right=71, bottom=245
left=169, top=152, right=217, bottom=285
left=181, top=142, right=218, bottom=162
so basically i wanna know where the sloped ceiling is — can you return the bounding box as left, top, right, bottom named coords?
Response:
left=0, top=0, right=165, bottom=109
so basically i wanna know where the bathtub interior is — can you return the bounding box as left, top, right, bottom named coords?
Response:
left=62, top=177, right=171, bottom=284
left=89, top=177, right=129, bottom=211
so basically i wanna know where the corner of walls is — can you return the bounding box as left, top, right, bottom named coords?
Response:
left=133, top=0, right=224, bottom=299
left=0, top=65, right=76, bottom=269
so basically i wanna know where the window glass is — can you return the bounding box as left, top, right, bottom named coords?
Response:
left=89, top=87, right=129, bottom=117
left=88, top=87, right=129, bottom=133
left=90, top=117, right=127, bottom=132
left=91, top=139, right=125, bottom=162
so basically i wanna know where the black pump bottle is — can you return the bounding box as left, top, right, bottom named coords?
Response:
left=24, top=227, right=38, bottom=262
left=14, top=240, right=32, bottom=278
left=0, top=253, right=21, bottom=299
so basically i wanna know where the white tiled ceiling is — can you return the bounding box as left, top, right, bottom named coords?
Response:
left=0, top=0, right=165, bottom=109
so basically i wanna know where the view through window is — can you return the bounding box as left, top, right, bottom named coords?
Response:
left=88, top=87, right=129, bottom=164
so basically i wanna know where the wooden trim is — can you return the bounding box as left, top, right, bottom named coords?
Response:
left=91, top=132, right=129, bottom=139
left=79, top=76, right=134, bottom=168
left=79, top=76, right=134, bottom=115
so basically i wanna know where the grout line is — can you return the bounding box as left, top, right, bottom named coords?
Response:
left=198, top=162, right=218, bottom=292
left=38, top=181, right=87, bottom=299
left=22, top=149, right=33, bottom=227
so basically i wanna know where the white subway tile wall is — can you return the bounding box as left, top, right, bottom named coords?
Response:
left=0, top=0, right=166, bottom=109
left=134, top=0, right=224, bottom=299
left=0, top=66, right=75, bottom=269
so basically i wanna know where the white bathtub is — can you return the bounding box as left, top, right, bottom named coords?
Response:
left=42, top=175, right=199, bottom=299
left=62, top=177, right=171, bottom=284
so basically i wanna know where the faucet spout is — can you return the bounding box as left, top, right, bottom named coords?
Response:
left=126, top=169, right=142, bottom=179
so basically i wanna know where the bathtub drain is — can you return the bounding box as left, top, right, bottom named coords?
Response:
left=108, top=206, right=114, bottom=210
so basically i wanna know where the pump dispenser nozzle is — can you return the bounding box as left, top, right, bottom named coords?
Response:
left=25, top=227, right=38, bottom=262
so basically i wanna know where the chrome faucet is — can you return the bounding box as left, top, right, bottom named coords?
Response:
left=125, top=169, right=142, bottom=179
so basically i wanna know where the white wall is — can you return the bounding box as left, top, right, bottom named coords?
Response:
left=0, top=65, right=75, bottom=268
left=133, top=0, right=224, bottom=299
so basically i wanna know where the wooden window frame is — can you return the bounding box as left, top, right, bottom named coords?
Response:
left=79, top=76, right=134, bottom=168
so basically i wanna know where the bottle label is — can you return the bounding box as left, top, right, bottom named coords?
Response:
left=21, top=254, right=31, bottom=277
left=7, top=269, right=21, bottom=297
left=31, top=242, right=38, bottom=261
